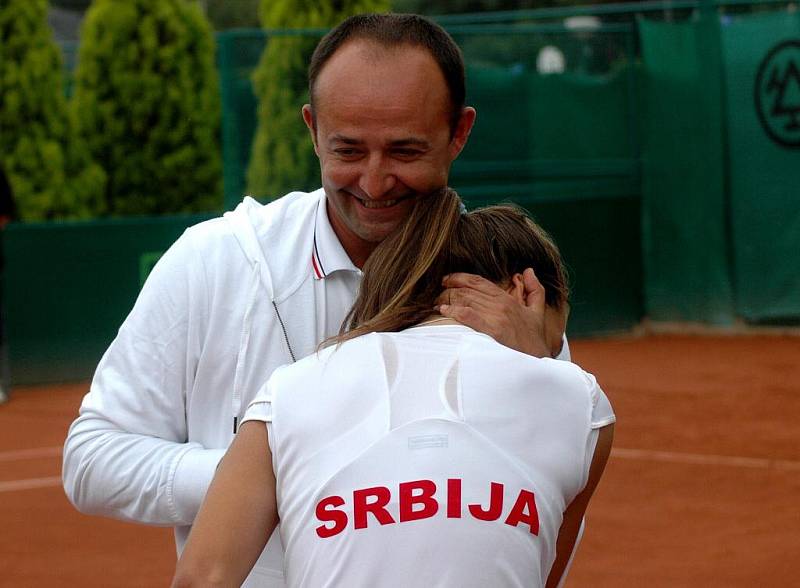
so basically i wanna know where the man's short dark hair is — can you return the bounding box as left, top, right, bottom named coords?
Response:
left=308, top=13, right=466, bottom=134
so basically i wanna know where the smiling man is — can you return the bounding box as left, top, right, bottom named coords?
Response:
left=302, top=24, right=475, bottom=267
left=63, top=14, right=562, bottom=588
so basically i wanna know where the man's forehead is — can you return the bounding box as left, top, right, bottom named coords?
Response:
left=328, top=38, right=429, bottom=66
left=314, top=39, right=442, bottom=90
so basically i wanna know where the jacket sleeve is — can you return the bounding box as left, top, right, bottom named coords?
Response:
left=62, top=228, right=226, bottom=526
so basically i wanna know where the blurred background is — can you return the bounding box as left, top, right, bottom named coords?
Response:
left=1, top=0, right=799, bottom=385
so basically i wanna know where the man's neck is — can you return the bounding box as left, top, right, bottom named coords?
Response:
left=325, top=201, right=376, bottom=269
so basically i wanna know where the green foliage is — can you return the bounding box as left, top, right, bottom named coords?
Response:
left=246, top=0, right=388, bottom=201
left=73, top=0, right=222, bottom=215
left=0, top=0, right=105, bottom=220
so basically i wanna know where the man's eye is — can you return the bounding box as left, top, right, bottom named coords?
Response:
left=393, top=149, right=421, bottom=158
left=335, top=149, right=357, bottom=156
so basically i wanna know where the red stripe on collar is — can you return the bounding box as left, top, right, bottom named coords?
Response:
left=311, top=251, right=324, bottom=280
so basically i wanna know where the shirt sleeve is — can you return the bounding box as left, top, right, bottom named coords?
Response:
left=242, top=380, right=275, bottom=424
left=241, top=378, right=280, bottom=482
left=586, top=372, right=615, bottom=429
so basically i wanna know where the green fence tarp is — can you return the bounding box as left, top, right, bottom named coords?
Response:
left=639, top=16, right=734, bottom=324
left=721, top=12, right=800, bottom=321
left=460, top=65, right=635, bottom=163
left=528, top=69, right=634, bottom=160
left=2, top=215, right=213, bottom=385
left=520, top=197, right=643, bottom=337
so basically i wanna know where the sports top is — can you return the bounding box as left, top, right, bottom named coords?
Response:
left=243, top=324, right=614, bottom=587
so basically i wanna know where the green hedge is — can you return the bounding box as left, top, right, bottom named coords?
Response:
left=0, top=0, right=105, bottom=221
left=72, top=0, right=222, bottom=215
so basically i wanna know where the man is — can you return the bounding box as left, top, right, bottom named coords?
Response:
left=63, top=14, right=566, bottom=587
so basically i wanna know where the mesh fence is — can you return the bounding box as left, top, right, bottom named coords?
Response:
left=216, top=30, right=274, bottom=208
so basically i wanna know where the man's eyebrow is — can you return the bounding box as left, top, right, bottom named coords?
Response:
left=389, top=138, right=431, bottom=149
left=327, top=135, right=431, bottom=148
left=328, top=135, right=361, bottom=145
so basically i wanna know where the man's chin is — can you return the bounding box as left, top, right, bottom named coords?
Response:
left=358, top=225, right=400, bottom=245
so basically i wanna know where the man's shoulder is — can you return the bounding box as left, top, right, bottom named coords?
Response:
left=182, top=189, right=324, bottom=254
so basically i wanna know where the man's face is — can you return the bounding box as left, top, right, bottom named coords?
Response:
left=303, top=40, right=475, bottom=267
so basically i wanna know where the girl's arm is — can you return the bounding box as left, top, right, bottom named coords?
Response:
left=172, top=421, right=278, bottom=588
left=546, top=423, right=615, bottom=588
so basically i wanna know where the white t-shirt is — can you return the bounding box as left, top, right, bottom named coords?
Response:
left=243, top=324, right=614, bottom=587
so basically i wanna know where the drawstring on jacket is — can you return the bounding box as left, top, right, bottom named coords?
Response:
left=231, top=261, right=260, bottom=434
left=231, top=260, right=297, bottom=434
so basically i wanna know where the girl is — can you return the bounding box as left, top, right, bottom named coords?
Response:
left=173, top=189, right=614, bottom=588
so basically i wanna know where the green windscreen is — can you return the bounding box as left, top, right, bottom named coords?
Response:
left=638, top=16, right=734, bottom=324
left=450, top=26, right=638, bottom=203
left=721, top=11, right=800, bottom=322
left=3, top=215, right=214, bottom=385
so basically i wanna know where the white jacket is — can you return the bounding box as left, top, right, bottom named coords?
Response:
left=63, top=189, right=341, bottom=586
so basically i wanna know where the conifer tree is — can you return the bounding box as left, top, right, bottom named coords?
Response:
left=73, top=0, right=222, bottom=215
left=0, top=0, right=105, bottom=220
left=246, top=0, right=388, bottom=201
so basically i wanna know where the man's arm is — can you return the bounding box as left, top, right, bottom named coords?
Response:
left=62, top=230, right=224, bottom=526
left=437, top=268, right=553, bottom=357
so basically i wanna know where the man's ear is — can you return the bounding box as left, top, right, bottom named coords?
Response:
left=302, top=104, right=319, bottom=156
left=449, top=106, right=476, bottom=160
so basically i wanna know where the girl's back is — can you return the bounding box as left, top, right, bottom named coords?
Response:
left=252, top=324, right=613, bottom=587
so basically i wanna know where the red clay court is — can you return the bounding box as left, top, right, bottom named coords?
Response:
left=1, top=333, right=798, bottom=587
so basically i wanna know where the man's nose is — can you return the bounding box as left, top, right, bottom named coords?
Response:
left=358, top=156, right=396, bottom=200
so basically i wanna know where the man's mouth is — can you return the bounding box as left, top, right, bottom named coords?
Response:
left=358, top=198, right=399, bottom=209
left=353, top=193, right=415, bottom=209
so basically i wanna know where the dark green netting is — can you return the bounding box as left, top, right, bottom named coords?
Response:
left=638, top=15, right=735, bottom=324
left=527, top=69, right=633, bottom=160
left=448, top=29, right=638, bottom=209
left=216, top=29, right=269, bottom=210
left=721, top=11, right=800, bottom=321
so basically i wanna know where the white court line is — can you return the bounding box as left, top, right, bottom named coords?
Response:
left=0, top=446, right=62, bottom=462
left=612, top=447, right=800, bottom=471
left=1, top=447, right=798, bottom=495
left=0, top=476, right=62, bottom=493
